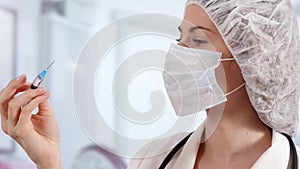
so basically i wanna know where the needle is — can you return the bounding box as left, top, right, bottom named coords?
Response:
left=46, top=60, right=55, bottom=70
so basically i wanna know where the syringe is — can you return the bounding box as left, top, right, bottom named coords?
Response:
left=31, top=60, right=55, bottom=89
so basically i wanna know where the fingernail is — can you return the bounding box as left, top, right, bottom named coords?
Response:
left=16, top=74, right=25, bottom=82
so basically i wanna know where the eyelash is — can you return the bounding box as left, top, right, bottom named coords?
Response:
left=176, top=37, right=207, bottom=45
left=192, top=39, right=207, bottom=44
left=176, top=32, right=207, bottom=44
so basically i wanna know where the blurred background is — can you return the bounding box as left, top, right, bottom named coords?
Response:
left=0, top=0, right=299, bottom=169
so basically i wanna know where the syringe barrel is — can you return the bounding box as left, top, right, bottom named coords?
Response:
left=30, top=75, right=43, bottom=89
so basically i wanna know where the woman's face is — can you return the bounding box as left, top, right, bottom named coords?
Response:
left=179, top=4, right=245, bottom=92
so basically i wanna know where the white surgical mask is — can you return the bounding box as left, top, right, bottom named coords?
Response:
left=163, top=43, right=245, bottom=116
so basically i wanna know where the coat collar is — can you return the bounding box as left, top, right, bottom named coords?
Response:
left=173, top=122, right=290, bottom=169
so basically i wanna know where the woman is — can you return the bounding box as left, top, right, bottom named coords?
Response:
left=0, top=0, right=299, bottom=168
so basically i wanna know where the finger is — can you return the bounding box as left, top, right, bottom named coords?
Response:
left=0, top=76, right=28, bottom=114
left=0, top=75, right=27, bottom=104
left=1, top=82, right=31, bottom=134
left=15, top=82, right=31, bottom=94
left=18, top=92, right=50, bottom=127
left=8, top=87, right=46, bottom=127
left=1, top=82, right=31, bottom=120
left=37, top=92, right=55, bottom=117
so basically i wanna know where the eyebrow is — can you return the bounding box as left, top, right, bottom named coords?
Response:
left=178, top=25, right=212, bottom=33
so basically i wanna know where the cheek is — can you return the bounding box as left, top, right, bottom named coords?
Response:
left=215, top=64, right=227, bottom=93
left=212, top=38, right=245, bottom=86
left=218, top=60, right=245, bottom=92
left=211, top=36, right=233, bottom=59
left=215, top=40, right=241, bottom=76
left=223, top=58, right=245, bottom=89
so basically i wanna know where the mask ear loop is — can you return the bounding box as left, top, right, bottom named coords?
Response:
left=218, top=58, right=236, bottom=61
left=216, top=57, right=242, bottom=96
left=217, top=57, right=243, bottom=96
left=225, top=82, right=246, bottom=96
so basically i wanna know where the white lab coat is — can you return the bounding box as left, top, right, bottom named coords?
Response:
left=127, top=122, right=300, bottom=169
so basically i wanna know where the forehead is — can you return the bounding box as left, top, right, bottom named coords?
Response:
left=182, top=4, right=217, bottom=33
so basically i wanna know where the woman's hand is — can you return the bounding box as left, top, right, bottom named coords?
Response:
left=0, top=75, right=61, bottom=169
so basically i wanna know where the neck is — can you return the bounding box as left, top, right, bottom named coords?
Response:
left=199, top=86, right=272, bottom=166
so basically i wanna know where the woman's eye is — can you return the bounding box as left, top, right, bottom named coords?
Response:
left=192, top=39, right=208, bottom=44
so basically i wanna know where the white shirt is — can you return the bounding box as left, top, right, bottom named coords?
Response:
left=127, top=123, right=300, bottom=169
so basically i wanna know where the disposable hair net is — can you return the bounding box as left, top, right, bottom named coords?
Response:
left=185, top=0, right=300, bottom=136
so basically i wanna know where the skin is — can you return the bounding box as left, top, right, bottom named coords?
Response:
left=0, top=4, right=272, bottom=169
left=0, top=75, right=61, bottom=169
left=179, top=5, right=272, bottom=169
